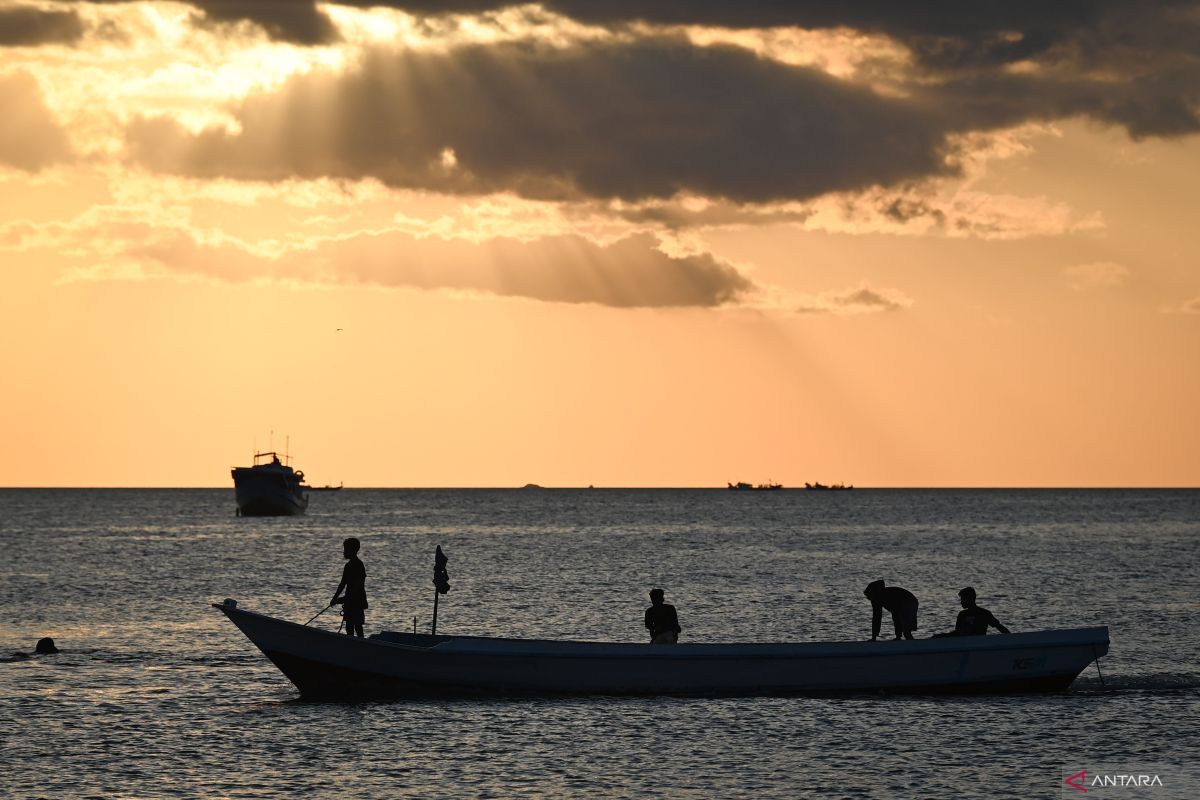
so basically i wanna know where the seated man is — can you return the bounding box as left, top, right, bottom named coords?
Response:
left=940, top=586, right=1011, bottom=636
left=864, top=579, right=919, bottom=640
left=644, top=588, right=682, bottom=644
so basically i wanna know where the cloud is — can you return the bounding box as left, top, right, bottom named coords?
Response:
left=326, top=230, right=755, bottom=307
left=58, top=1, right=1200, bottom=146
left=792, top=283, right=912, bottom=315
left=7, top=202, right=753, bottom=307
left=187, top=1, right=340, bottom=45
left=0, top=72, right=72, bottom=170
left=125, top=37, right=952, bottom=203
left=144, top=1, right=1187, bottom=68
left=1164, top=295, right=1200, bottom=314
left=0, top=5, right=84, bottom=47
left=1063, top=262, right=1131, bottom=291
left=162, top=0, right=1200, bottom=138
left=115, top=2, right=1200, bottom=210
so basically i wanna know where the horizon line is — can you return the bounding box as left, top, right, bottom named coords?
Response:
left=1, top=485, right=1197, bottom=491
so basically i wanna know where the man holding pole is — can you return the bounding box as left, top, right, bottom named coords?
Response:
left=331, top=537, right=368, bottom=637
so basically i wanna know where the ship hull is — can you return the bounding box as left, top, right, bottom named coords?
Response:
left=231, top=467, right=308, bottom=516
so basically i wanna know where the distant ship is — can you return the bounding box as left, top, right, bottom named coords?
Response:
left=231, top=452, right=309, bottom=516
left=804, top=482, right=853, bottom=491
left=727, top=481, right=783, bottom=491
left=307, top=482, right=343, bottom=492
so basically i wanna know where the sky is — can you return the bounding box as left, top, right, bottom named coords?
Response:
left=0, top=1, right=1198, bottom=487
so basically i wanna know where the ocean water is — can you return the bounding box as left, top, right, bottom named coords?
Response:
left=1, top=488, right=1197, bottom=799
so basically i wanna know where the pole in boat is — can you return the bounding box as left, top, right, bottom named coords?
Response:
left=431, top=545, right=450, bottom=635
left=304, top=605, right=332, bottom=626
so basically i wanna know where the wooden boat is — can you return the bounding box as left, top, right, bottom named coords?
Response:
left=213, top=600, right=1109, bottom=699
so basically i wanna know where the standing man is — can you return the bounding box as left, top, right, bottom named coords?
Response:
left=645, top=588, right=682, bottom=644
left=864, top=579, right=919, bottom=640
left=331, top=537, right=368, bottom=637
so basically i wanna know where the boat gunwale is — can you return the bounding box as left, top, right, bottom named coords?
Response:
left=214, top=604, right=1109, bottom=660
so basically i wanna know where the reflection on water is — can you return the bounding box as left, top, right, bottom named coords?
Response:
left=1, top=489, right=1197, bottom=798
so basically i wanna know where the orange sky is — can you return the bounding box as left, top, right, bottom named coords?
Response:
left=1, top=1, right=1198, bottom=487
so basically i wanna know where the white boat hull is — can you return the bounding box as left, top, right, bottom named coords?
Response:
left=214, top=603, right=1109, bottom=699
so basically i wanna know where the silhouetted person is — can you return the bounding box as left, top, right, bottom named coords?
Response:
left=331, top=537, right=368, bottom=637
left=645, top=588, right=682, bottom=644
left=934, top=587, right=1011, bottom=637
left=864, top=580, right=919, bottom=640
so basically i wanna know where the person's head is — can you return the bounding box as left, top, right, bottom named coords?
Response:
left=958, top=586, right=977, bottom=608
left=864, top=580, right=885, bottom=600
left=343, top=537, right=360, bottom=559
left=35, top=637, right=58, bottom=654
left=649, top=588, right=665, bottom=605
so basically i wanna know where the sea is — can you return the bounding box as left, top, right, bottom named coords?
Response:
left=1, top=488, right=1197, bottom=799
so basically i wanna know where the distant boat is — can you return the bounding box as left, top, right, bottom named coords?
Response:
left=231, top=452, right=309, bottom=516
left=306, top=482, right=343, bottom=492
left=805, top=482, right=853, bottom=491
left=214, top=600, right=1110, bottom=698
left=727, top=481, right=783, bottom=491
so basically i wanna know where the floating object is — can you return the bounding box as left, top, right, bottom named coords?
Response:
left=727, top=481, right=783, bottom=490
left=805, top=482, right=853, bottom=490
left=213, top=601, right=1109, bottom=699
left=35, top=637, right=58, bottom=654
left=231, top=451, right=309, bottom=516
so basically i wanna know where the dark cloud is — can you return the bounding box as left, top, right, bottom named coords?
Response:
left=98, top=1, right=1200, bottom=200
left=175, top=0, right=1196, bottom=74
left=126, top=38, right=951, bottom=203
left=0, top=5, right=84, bottom=46
left=0, top=72, right=71, bottom=170
left=188, top=1, right=339, bottom=45
left=129, top=230, right=754, bottom=308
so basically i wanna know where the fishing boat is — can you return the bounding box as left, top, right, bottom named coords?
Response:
left=805, top=482, right=853, bottom=490
left=230, top=451, right=309, bottom=516
left=212, top=600, right=1109, bottom=699
left=727, top=481, right=783, bottom=490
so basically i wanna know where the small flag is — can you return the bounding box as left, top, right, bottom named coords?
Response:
left=433, top=545, right=450, bottom=594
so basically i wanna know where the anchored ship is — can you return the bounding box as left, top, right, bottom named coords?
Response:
left=231, top=451, right=309, bottom=516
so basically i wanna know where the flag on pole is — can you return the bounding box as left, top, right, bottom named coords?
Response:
left=433, top=545, right=450, bottom=594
